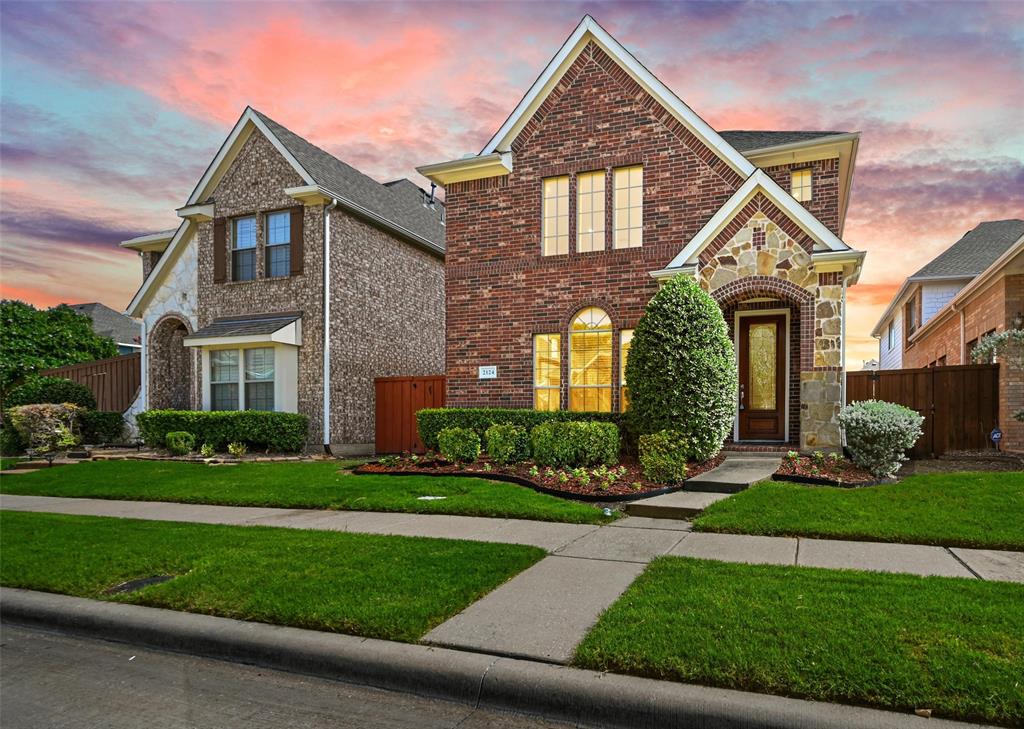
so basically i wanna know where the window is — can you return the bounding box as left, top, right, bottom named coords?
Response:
left=887, top=321, right=896, bottom=351
left=905, top=298, right=918, bottom=335
left=576, top=171, right=605, bottom=252
left=613, top=166, right=643, bottom=249
left=791, top=169, right=812, bottom=202
left=542, top=176, right=569, bottom=256
left=619, top=329, right=633, bottom=411
left=265, top=211, right=291, bottom=278
left=232, top=216, right=256, bottom=281
left=210, top=350, right=239, bottom=410
left=244, top=348, right=275, bottom=411
left=533, top=334, right=561, bottom=411
left=569, top=307, right=613, bottom=412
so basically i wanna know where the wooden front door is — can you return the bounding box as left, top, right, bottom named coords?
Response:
left=738, top=314, right=786, bottom=441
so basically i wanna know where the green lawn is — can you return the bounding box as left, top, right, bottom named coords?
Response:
left=0, top=510, right=543, bottom=642
left=693, top=472, right=1024, bottom=550
left=575, top=557, right=1024, bottom=725
left=0, top=459, right=613, bottom=524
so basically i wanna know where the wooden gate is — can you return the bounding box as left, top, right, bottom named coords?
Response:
left=374, top=375, right=446, bottom=454
left=41, top=353, right=141, bottom=413
left=846, top=364, right=1000, bottom=457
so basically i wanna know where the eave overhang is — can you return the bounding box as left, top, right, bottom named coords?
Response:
left=120, top=229, right=176, bottom=253
left=417, top=152, right=513, bottom=186
left=176, top=203, right=215, bottom=222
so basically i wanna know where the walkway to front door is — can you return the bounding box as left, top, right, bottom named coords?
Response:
left=737, top=313, right=787, bottom=441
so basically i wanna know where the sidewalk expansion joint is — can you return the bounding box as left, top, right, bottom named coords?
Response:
left=945, top=547, right=983, bottom=580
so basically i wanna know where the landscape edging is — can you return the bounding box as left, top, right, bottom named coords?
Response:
left=0, top=587, right=973, bottom=729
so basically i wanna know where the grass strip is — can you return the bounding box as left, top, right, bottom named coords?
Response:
left=693, top=472, right=1024, bottom=550
left=0, top=510, right=544, bottom=642
left=0, top=459, right=613, bottom=524
left=574, top=556, right=1024, bottom=725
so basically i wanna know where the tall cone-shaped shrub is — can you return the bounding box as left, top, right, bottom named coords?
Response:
left=625, top=275, right=737, bottom=461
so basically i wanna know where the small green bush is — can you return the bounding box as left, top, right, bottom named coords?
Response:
left=6, top=376, right=96, bottom=409
left=485, top=423, right=530, bottom=464
left=530, top=421, right=619, bottom=468
left=639, top=430, right=689, bottom=484
left=0, top=426, right=26, bottom=456
left=438, top=427, right=481, bottom=463
left=166, top=431, right=196, bottom=456
left=199, top=443, right=216, bottom=458
left=79, top=411, right=125, bottom=444
left=136, top=410, right=308, bottom=453
left=839, top=400, right=924, bottom=478
left=416, top=408, right=619, bottom=452
left=227, top=441, right=248, bottom=458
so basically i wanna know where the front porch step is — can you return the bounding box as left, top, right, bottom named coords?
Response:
left=625, top=490, right=732, bottom=519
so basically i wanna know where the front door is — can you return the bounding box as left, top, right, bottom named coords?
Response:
left=738, top=314, right=786, bottom=441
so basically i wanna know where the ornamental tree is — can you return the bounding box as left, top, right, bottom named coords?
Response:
left=972, top=329, right=1024, bottom=422
left=625, top=275, right=737, bottom=461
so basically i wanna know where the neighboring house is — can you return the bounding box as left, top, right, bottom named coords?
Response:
left=871, top=220, right=1024, bottom=370
left=122, top=108, right=446, bottom=453
left=418, top=16, right=865, bottom=450
left=871, top=219, right=1024, bottom=452
left=70, top=302, right=141, bottom=354
left=861, top=359, right=879, bottom=371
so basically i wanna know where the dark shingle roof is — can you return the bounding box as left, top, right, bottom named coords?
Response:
left=911, top=220, right=1024, bottom=279
left=184, top=312, right=302, bottom=340
left=251, top=110, right=445, bottom=252
left=720, top=131, right=849, bottom=152
left=70, top=303, right=141, bottom=346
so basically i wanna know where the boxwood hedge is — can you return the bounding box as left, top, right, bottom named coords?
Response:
left=417, top=408, right=619, bottom=452
left=137, top=410, right=308, bottom=453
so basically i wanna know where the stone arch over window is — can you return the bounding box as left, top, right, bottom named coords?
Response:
left=569, top=306, right=614, bottom=412
left=149, top=314, right=195, bottom=410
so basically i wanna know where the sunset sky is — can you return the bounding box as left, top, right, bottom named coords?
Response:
left=1, top=1, right=1022, bottom=367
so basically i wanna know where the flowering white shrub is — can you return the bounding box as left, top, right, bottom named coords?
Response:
left=838, top=400, right=923, bottom=479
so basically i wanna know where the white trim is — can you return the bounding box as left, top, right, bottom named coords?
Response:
left=183, top=319, right=302, bottom=348
left=417, top=153, right=513, bottom=186
left=124, top=220, right=192, bottom=317
left=649, top=265, right=696, bottom=282
left=120, top=229, right=176, bottom=252
left=733, top=308, right=790, bottom=443
left=737, top=132, right=861, bottom=159
left=176, top=203, right=215, bottom=222
left=479, top=16, right=755, bottom=180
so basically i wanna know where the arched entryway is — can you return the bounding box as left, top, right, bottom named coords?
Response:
left=149, top=315, right=194, bottom=410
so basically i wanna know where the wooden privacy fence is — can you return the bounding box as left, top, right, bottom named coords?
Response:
left=374, top=375, right=446, bottom=454
left=41, top=353, right=141, bottom=413
left=846, top=363, right=1000, bottom=457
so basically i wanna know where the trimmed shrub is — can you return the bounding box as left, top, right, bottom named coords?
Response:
left=7, top=403, right=82, bottom=456
left=6, top=376, right=96, bottom=410
left=79, top=410, right=125, bottom=445
left=166, top=431, right=196, bottom=456
left=530, top=421, right=619, bottom=468
left=417, top=408, right=619, bottom=452
left=136, top=410, right=308, bottom=453
left=639, top=430, right=689, bottom=484
left=625, top=275, right=736, bottom=462
left=227, top=441, right=248, bottom=458
left=484, top=423, right=530, bottom=464
left=438, top=427, right=481, bottom=463
left=0, top=426, right=26, bottom=456
left=839, top=400, right=924, bottom=479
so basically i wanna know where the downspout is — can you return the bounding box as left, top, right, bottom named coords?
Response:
left=958, top=304, right=966, bottom=363
left=322, top=198, right=339, bottom=454
left=140, top=319, right=148, bottom=409
left=840, top=275, right=848, bottom=447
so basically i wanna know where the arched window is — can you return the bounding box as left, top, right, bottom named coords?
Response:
left=569, top=307, right=613, bottom=412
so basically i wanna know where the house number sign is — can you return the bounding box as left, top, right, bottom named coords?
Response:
left=478, top=365, right=497, bottom=380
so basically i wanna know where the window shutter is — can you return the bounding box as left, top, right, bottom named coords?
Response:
left=290, top=206, right=304, bottom=275
left=213, top=217, right=227, bottom=283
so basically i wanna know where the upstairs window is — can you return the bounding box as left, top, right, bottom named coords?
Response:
left=542, top=176, right=569, bottom=256
left=613, top=166, right=643, bottom=249
left=569, top=307, right=613, bottom=412
left=232, top=216, right=257, bottom=281
left=905, top=298, right=918, bottom=336
left=887, top=321, right=897, bottom=351
left=533, top=334, right=561, bottom=411
left=576, top=171, right=606, bottom=253
left=791, top=168, right=812, bottom=202
left=265, top=211, right=291, bottom=278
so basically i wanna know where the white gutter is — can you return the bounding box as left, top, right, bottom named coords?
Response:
left=323, top=199, right=338, bottom=450
left=139, top=319, right=148, bottom=409
left=841, top=276, right=848, bottom=407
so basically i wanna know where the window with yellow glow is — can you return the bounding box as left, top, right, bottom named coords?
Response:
left=791, top=168, right=812, bottom=202
left=613, top=166, right=643, bottom=249
left=542, top=176, right=569, bottom=256
left=570, top=307, right=613, bottom=412
left=576, top=171, right=605, bottom=252
left=533, top=334, right=561, bottom=411
left=619, top=329, right=633, bottom=411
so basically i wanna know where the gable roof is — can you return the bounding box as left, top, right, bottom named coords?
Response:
left=719, top=131, right=849, bottom=153
left=910, top=219, right=1024, bottom=279
left=477, top=15, right=756, bottom=179
left=70, top=302, right=141, bottom=346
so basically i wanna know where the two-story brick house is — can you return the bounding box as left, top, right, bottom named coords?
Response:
left=123, top=107, right=446, bottom=453
left=419, top=16, right=865, bottom=449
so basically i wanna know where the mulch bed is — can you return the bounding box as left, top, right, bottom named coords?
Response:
left=356, top=453, right=725, bottom=501
left=773, top=454, right=878, bottom=487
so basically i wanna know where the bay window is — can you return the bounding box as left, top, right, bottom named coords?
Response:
left=210, top=350, right=239, bottom=410
left=207, top=347, right=276, bottom=411
left=244, top=348, right=275, bottom=411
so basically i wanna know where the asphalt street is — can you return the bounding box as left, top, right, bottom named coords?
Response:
left=0, top=624, right=576, bottom=729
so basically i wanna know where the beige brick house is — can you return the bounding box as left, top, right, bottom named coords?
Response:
left=419, top=16, right=866, bottom=450
left=123, top=108, right=445, bottom=453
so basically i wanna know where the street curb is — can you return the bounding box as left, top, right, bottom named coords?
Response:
left=0, top=588, right=981, bottom=729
